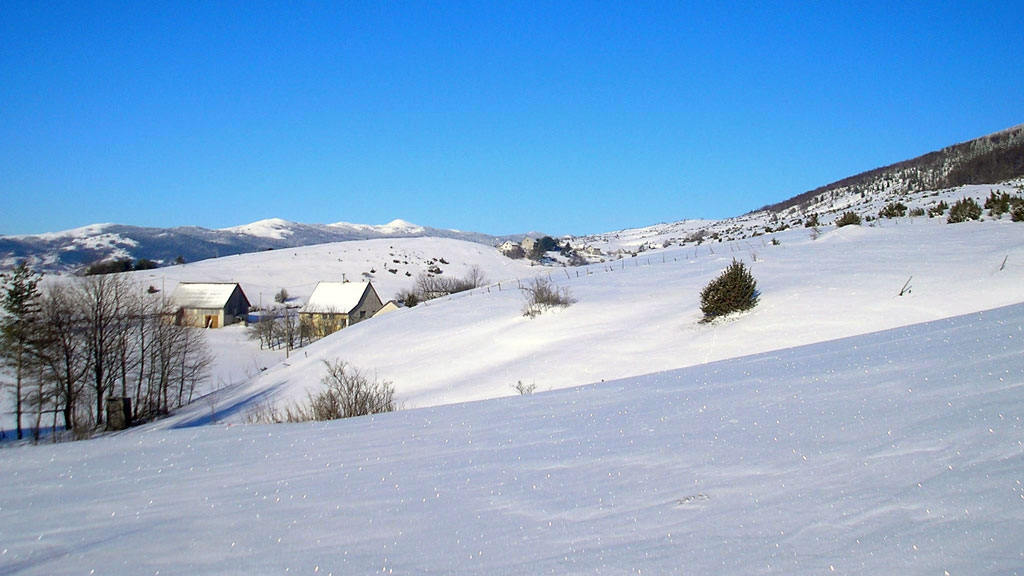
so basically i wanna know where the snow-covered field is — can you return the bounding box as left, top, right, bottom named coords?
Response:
left=161, top=214, right=1024, bottom=426
left=2, top=302, right=1022, bottom=575
left=2, top=181, right=1024, bottom=573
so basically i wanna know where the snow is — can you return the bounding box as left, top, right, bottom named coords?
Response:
left=220, top=218, right=296, bottom=240
left=18, top=223, right=115, bottom=241
left=303, top=281, right=373, bottom=314
left=2, top=179, right=1024, bottom=572
left=128, top=236, right=542, bottom=308
left=170, top=283, right=242, bottom=309
left=2, top=303, right=1023, bottom=574
left=160, top=214, right=1024, bottom=426
left=327, top=218, right=426, bottom=235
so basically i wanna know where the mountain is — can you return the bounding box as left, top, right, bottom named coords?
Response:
left=763, top=123, right=1024, bottom=213
left=0, top=218, right=524, bottom=273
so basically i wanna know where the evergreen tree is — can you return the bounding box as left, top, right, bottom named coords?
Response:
left=947, top=197, right=982, bottom=223
left=700, top=259, right=759, bottom=322
left=1, top=262, right=43, bottom=440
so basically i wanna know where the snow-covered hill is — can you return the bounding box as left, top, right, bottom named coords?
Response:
left=128, top=236, right=543, bottom=307
left=3, top=302, right=1022, bottom=575
left=158, top=201, right=1024, bottom=427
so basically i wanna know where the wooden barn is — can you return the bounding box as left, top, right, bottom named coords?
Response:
left=300, top=281, right=383, bottom=338
left=170, top=283, right=251, bottom=328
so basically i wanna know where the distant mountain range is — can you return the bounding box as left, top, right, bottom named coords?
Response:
left=0, top=218, right=526, bottom=273
left=3, top=123, right=1023, bottom=273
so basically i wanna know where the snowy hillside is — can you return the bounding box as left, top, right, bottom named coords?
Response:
left=570, top=180, right=1023, bottom=256
left=3, top=302, right=1023, bottom=574
left=160, top=202, right=1024, bottom=427
left=128, top=236, right=543, bottom=307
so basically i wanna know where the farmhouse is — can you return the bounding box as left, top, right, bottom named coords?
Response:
left=374, top=300, right=402, bottom=317
left=171, top=283, right=251, bottom=328
left=300, top=281, right=384, bottom=338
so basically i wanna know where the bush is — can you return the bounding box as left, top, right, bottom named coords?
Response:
left=947, top=197, right=982, bottom=223
left=908, top=207, right=926, bottom=217
left=310, top=360, right=396, bottom=419
left=984, top=191, right=1012, bottom=217
left=1012, top=203, right=1024, bottom=222
left=835, top=212, right=862, bottom=227
left=395, top=288, right=420, bottom=307
left=522, top=277, right=576, bottom=318
left=512, top=380, right=537, bottom=395
left=274, top=288, right=289, bottom=304
left=699, top=259, right=759, bottom=322
left=84, top=259, right=133, bottom=275
left=927, top=200, right=949, bottom=218
left=803, top=213, right=820, bottom=228
left=411, top=266, right=488, bottom=301
left=878, top=202, right=907, bottom=218
left=246, top=360, right=396, bottom=423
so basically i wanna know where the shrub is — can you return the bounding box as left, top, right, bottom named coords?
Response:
left=247, top=360, right=396, bottom=423
left=395, top=288, right=420, bottom=307
left=699, top=259, right=759, bottom=322
left=984, top=191, right=1012, bottom=217
left=803, top=213, right=820, bottom=228
left=908, top=207, right=926, bottom=217
left=878, top=202, right=907, bottom=218
left=512, top=380, right=537, bottom=395
left=927, top=200, right=949, bottom=218
left=403, top=266, right=488, bottom=303
left=947, top=197, right=982, bottom=223
left=522, top=277, right=576, bottom=318
left=274, top=288, right=289, bottom=304
left=84, top=259, right=133, bottom=275
left=310, top=360, right=396, bottom=419
left=1012, top=203, right=1024, bottom=222
left=835, top=212, right=862, bottom=227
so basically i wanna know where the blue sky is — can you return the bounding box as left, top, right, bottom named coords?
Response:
left=2, top=1, right=1022, bottom=236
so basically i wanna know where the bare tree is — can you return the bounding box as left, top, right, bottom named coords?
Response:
left=34, top=283, right=89, bottom=432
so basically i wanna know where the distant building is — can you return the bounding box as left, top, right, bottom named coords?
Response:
left=300, top=281, right=384, bottom=338
left=499, top=240, right=525, bottom=259
left=521, top=237, right=536, bottom=253
left=171, top=283, right=251, bottom=328
left=374, top=300, right=402, bottom=317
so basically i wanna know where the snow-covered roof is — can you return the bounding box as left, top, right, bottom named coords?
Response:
left=171, top=283, right=243, bottom=309
left=302, top=281, right=372, bottom=315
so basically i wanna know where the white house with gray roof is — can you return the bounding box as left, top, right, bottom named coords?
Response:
left=300, top=281, right=383, bottom=338
left=170, top=283, right=251, bottom=328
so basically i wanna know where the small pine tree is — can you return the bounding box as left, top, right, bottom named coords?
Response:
left=878, top=202, right=907, bottom=218
left=928, top=200, right=949, bottom=218
left=835, top=212, right=862, bottom=227
left=947, top=197, right=982, bottom=223
left=699, top=259, right=759, bottom=322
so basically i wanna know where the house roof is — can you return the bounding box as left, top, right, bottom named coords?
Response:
left=302, top=281, right=373, bottom=315
left=171, top=283, right=244, bottom=309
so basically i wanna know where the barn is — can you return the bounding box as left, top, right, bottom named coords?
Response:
left=170, top=283, right=251, bottom=328
left=300, top=281, right=384, bottom=338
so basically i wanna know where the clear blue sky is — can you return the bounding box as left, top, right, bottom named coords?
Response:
left=2, top=1, right=1022, bottom=236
